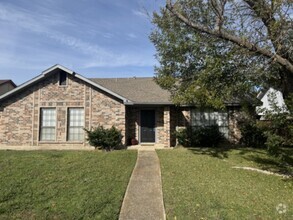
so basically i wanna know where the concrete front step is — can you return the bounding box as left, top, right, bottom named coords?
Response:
left=127, top=144, right=171, bottom=151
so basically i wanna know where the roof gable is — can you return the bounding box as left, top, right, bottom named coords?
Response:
left=0, top=64, right=130, bottom=103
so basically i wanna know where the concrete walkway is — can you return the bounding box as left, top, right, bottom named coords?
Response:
left=119, top=150, right=166, bottom=220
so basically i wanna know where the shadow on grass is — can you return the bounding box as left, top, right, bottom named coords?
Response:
left=184, top=145, right=293, bottom=177
left=237, top=148, right=267, bottom=155
left=186, top=147, right=233, bottom=159
left=244, top=148, right=293, bottom=176
left=246, top=155, right=292, bottom=176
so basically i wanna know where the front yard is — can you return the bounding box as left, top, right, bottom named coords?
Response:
left=1, top=148, right=292, bottom=219
left=157, top=148, right=293, bottom=219
left=0, top=150, right=137, bottom=219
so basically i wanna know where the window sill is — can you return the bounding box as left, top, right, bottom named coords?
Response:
left=39, top=141, right=84, bottom=144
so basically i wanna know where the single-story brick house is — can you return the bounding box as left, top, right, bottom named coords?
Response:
left=0, top=65, right=241, bottom=149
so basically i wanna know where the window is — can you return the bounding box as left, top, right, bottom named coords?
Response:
left=191, top=109, right=229, bottom=138
left=59, top=71, right=67, bottom=86
left=40, top=108, right=56, bottom=141
left=68, top=108, right=84, bottom=141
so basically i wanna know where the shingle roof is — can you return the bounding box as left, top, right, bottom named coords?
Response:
left=90, top=77, right=172, bottom=105
left=0, top=80, right=16, bottom=87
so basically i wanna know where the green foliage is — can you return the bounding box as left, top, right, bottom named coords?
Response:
left=265, top=133, right=284, bottom=157
left=150, top=1, right=293, bottom=108
left=259, top=92, right=293, bottom=158
left=176, top=125, right=224, bottom=148
left=84, top=126, right=123, bottom=151
left=238, top=90, right=293, bottom=160
left=239, top=121, right=267, bottom=148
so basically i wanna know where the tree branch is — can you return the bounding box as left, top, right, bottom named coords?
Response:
left=210, top=0, right=227, bottom=32
left=166, top=0, right=293, bottom=74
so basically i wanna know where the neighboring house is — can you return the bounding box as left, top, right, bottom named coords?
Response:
left=0, top=80, right=16, bottom=96
left=256, top=88, right=288, bottom=120
left=0, top=65, right=241, bottom=149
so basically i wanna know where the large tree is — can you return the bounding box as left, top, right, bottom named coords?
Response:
left=150, top=0, right=293, bottom=108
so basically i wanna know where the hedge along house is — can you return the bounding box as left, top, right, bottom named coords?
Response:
left=0, top=65, right=241, bottom=149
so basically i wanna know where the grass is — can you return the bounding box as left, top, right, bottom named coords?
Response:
left=0, top=150, right=137, bottom=219
left=157, top=147, right=293, bottom=220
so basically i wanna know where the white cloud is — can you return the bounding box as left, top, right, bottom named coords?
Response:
left=103, top=33, right=115, bottom=39
left=127, top=33, right=137, bottom=39
left=132, top=9, right=149, bottom=19
left=0, top=1, right=156, bottom=73
left=0, top=3, right=73, bottom=32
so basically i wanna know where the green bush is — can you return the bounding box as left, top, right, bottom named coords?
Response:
left=239, top=121, right=267, bottom=148
left=175, top=127, right=191, bottom=147
left=176, top=125, right=224, bottom=148
left=84, top=126, right=123, bottom=151
left=263, top=113, right=293, bottom=148
left=265, top=132, right=284, bottom=157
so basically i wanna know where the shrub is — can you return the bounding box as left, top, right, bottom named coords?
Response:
left=175, top=127, right=191, bottom=147
left=239, top=121, right=267, bottom=148
left=265, top=132, right=284, bottom=157
left=84, top=126, right=123, bottom=151
left=176, top=125, right=224, bottom=148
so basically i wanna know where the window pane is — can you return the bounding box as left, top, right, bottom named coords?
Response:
left=191, top=110, right=202, bottom=126
left=68, top=127, right=84, bottom=141
left=40, top=108, right=56, bottom=141
left=219, top=126, right=229, bottom=138
left=42, top=109, right=56, bottom=127
left=209, top=111, right=216, bottom=125
left=68, top=108, right=84, bottom=141
left=217, top=112, right=228, bottom=126
left=69, top=108, right=84, bottom=126
left=40, top=128, right=55, bottom=141
left=203, top=112, right=210, bottom=126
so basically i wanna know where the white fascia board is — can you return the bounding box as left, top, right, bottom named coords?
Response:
left=0, top=74, right=44, bottom=101
left=42, top=64, right=74, bottom=75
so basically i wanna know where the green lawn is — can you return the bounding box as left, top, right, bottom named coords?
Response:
left=157, top=148, right=293, bottom=220
left=0, top=150, right=137, bottom=219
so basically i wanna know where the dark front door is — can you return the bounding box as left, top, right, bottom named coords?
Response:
left=140, top=110, right=156, bottom=143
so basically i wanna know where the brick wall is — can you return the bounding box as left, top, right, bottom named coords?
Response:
left=228, top=107, right=242, bottom=143
left=0, top=71, right=126, bottom=147
left=126, top=106, right=175, bottom=147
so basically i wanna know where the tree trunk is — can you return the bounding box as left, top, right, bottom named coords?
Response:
left=280, top=70, right=293, bottom=100
left=280, top=69, right=293, bottom=111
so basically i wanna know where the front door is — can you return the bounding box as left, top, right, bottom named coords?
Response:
left=140, top=110, right=155, bottom=143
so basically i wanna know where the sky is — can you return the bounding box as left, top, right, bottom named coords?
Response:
left=0, top=0, right=165, bottom=85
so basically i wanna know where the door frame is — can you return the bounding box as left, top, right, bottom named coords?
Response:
left=139, top=109, right=156, bottom=143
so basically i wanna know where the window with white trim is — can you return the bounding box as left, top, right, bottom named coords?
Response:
left=40, top=108, right=56, bottom=141
left=191, top=109, right=229, bottom=138
left=68, top=108, right=84, bottom=141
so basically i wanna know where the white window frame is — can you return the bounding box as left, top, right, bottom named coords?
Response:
left=40, top=108, right=56, bottom=141
left=67, top=108, right=84, bottom=141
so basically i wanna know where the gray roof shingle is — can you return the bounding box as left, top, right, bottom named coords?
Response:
left=90, top=77, right=172, bottom=104
left=0, top=80, right=16, bottom=87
